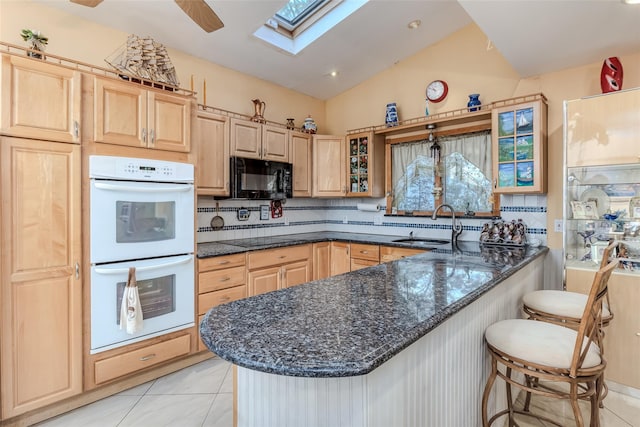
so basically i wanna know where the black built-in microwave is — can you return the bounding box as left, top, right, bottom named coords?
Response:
left=230, top=156, right=292, bottom=199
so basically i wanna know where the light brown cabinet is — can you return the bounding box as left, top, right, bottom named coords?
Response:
left=93, top=76, right=191, bottom=152
left=313, top=134, right=346, bottom=197
left=566, top=268, right=640, bottom=389
left=566, top=88, right=640, bottom=167
left=247, top=245, right=312, bottom=296
left=291, top=131, right=312, bottom=197
left=491, top=97, right=547, bottom=193
left=312, top=242, right=331, bottom=280
left=349, top=243, right=380, bottom=271
left=346, top=131, right=385, bottom=197
left=1, top=55, right=81, bottom=144
left=379, top=246, right=426, bottom=263
left=194, top=109, right=230, bottom=196
left=230, top=118, right=288, bottom=162
left=0, top=137, right=82, bottom=418
left=330, top=241, right=351, bottom=276
left=197, top=253, right=247, bottom=351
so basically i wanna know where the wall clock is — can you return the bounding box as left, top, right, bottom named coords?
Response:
left=426, top=80, right=448, bottom=103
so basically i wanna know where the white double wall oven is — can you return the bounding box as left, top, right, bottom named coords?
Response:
left=89, top=156, right=195, bottom=354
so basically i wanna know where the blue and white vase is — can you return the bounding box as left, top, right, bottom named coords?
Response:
left=467, top=94, right=481, bottom=112
left=385, top=103, right=399, bottom=127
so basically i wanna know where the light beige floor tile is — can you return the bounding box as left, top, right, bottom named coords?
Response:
left=219, top=364, right=234, bottom=393
left=34, top=395, right=140, bottom=427
left=116, top=379, right=155, bottom=396
left=604, top=390, right=640, bottom=427
left=146, top=357, right=230, bottom=395
left=118, top=394, right=215, bottom=427
left=203, top=393, right=233, bottom=427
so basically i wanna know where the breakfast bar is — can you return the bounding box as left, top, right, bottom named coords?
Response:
left=200, top=241, right=548, bottom=427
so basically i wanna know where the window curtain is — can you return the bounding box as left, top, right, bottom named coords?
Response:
left=391, top=131, right=492, bottom=212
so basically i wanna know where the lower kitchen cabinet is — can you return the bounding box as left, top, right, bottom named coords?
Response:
left=0, top=137, right=82, bottom=418
left=247, top=245, right=312, bottom=296
left=197, top=253, right=247, bottom=351
left=350, top=243, right=380, bottom=271
left=380, top=246, right=426, bottom=262
left=566, top=267, right=640, bottom=389
left=313, top=242, right=331, bottom=280
left=330, top=242, right=351, bottom=276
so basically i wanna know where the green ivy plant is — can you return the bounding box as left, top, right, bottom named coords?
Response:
left=20, top=29, right=48, bottom=52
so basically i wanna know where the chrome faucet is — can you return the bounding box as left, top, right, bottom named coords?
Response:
left=431, top=204, right=463, bottom=248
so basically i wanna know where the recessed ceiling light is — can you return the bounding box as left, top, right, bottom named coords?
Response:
left=330, top=70, right=338, bottom=77
left=407, top=20, right=421, bottom=29
left=623, top=0, right=640, bottom=4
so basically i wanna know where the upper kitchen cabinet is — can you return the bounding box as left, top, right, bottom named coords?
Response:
left=230, top=117, right=288, bottom=162
left=93, top=76, right=191, bottom=152
left=1, top=137, right=82, bottom=418
left=291, top=130, right=312, bottom=197
left=491, top=96, right=547, bottom=193
left=313, top=134, right=346, bottom=197
left=566, top=88, right=640, bottom=167
left=194, top=108, right=230, bottom=196
left=1, top=55, right=81, bottom=144
left=346, top=131, right=385, bottom=197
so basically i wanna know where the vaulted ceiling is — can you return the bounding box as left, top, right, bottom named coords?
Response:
left=36, top=0, right=640, bottom=100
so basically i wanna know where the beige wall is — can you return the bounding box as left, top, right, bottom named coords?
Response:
left=3, top=2, right=639, bottom=252
left=326, top=24, right=640, bottom=251
left=0, top=1, right=326, bottom=128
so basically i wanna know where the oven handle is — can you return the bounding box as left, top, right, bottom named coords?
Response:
left=93, top=182, right=193, bottom=193
left=93, top=255, right=193, bottom=275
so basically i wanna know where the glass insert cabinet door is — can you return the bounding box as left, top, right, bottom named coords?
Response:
left=348, top=133, right=370, bottom=194
left=491, top=98, right=548, bottom=194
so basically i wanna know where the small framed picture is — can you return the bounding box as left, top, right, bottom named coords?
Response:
left=630, top=197, right=640, bottom=219
left=571, top=201, right=598, bottom=219
left=260, top=205, right=269, bottom=220
left=591, top=241, right=609, bottom=264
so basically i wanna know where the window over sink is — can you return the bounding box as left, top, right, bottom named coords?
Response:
left=389, top=129, right=499, bottom=217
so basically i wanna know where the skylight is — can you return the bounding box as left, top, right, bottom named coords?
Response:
left=254, top=0, right=367, bottom=55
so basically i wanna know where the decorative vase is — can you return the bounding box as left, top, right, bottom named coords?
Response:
left=385, top=102, right=399, bottom=127
left=251, top=99, right=266, bottom=123
left=600, top=57, right=623, bottom=93
left=302, top=115, right=317, bottom=134
left=467, top=94, right=481, bottom=112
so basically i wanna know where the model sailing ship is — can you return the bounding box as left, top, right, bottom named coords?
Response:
left=105, top=34, right=180, bottom=87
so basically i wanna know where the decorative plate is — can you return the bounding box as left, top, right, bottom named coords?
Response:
left=579, top=187, right=610, bottom=218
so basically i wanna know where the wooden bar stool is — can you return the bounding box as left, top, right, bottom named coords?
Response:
left=481, top=258, right=618, bottom=427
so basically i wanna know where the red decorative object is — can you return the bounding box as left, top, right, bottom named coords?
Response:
left=600, top=57, right=623, bottom=93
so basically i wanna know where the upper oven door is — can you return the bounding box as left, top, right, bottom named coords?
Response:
left=90, top=179, right=194, bottom=263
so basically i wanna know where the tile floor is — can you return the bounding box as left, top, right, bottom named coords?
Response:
left=35, top=357, right=640, bottom=427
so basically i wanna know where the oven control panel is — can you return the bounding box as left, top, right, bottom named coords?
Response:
left=89, top=156, right=194, bottom=183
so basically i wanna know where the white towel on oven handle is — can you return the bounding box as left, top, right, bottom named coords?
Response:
left=120, top=267, right=143, bottom=334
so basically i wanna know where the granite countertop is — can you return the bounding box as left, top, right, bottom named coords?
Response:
left=199, top=236, right=548, bottom=378
left=198, top=231, right=459, bottom=258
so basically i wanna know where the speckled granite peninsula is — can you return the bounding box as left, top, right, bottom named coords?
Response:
left=199, top=234, right=548, bottom=426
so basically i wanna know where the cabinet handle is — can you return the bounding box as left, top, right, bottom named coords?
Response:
left=220, top=296, right=230, bottom=302
left=493, top=179, right=497, bottom=189
left=140, top=353, right=156, bottom=361
left=75, top=262, right=80, bottom=279
left=74, top=121, right=79, bottom=138
left=278, top=255, right=286, bottom=259
left=219, top=276, right=231, bottom=282
left=217, top=260, right=230, bottom=265
left=142, top=128, right=147, bottom=142
left=360, top=250, right=368, bottom=254
left=150, top=129, right=155, bottom=145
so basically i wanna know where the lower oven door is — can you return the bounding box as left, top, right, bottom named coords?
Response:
left=90, top=254, right=194, bottom=354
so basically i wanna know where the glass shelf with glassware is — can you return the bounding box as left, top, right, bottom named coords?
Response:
left=565, top=163, right=640, bottom=273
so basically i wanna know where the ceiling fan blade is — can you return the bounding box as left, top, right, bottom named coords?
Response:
left=70, top=0, right=104, bottom=7
left=174, top=0, right=224, bottom=33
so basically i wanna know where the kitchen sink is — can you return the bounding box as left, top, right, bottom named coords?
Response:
left=392, top=238, right=450, bottom=245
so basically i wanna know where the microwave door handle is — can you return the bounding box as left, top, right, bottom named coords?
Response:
left=93, top=255, right=193, bottom=275
left=93, top=182, right=193, bottom=193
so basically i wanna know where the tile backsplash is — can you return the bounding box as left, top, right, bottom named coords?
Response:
left=197, top=194, right=547, bottom=245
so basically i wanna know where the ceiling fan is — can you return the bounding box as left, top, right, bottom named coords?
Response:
left=70, top=0, right=224, bottom=33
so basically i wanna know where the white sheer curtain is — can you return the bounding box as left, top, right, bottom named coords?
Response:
left=391, top=131, right=492, bottom=212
